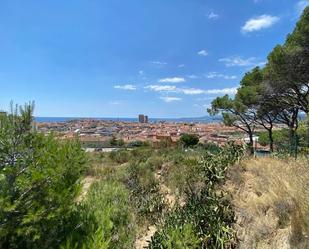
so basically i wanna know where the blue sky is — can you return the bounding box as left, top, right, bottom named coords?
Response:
left=0, top=0, right=308, bottom=118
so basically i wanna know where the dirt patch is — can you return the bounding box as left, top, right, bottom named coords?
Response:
left=134, top=226, right=157, bottom=249
left=77, top=176, right=97, bottom=202
left=134, top=166, right=178, bottom=248
left=155, top=169, right=176, bottom=209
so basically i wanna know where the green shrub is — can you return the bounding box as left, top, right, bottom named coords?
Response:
left=128, top=140, right=148, bottom=148
left=150, top=223, right=200, bottom=249
left=109, top=150, right=131, bottom=164
left=180, top=134, right=199, bottom=147
left=126, top=160, right=165, bottom=221
left=0, top=103, right=86, bottom=249
left=109, top=137, right=125, bottom=147
left=198, top=142, right=221, bottom=154
left=146, top=155, right=164, bottom=171
left=62, top=180, right=135, bottom=249
left=130, top=148, right=153, bottom=162
left=167, top=157, right=204, bottom=198
left=149, top=143, right=244, bottom=249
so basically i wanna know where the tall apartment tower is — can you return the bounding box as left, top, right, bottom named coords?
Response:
left=138, top=114, right=145, bottom=123
left=138, top=114, right=149, bottom=123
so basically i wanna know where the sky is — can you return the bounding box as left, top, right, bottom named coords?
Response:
left=0, top=0, right=308, bottom=118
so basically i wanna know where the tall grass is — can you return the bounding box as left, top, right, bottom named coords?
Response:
left=61, top=180, right=135, bottom=249
left=226, top=157, right=309, bottom=248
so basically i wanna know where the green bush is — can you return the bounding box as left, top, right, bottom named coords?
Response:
left=180, top=134, right=199, bottom=147
left=149, top=143, right=244, bottom=249
left=126, top=160, right=165, bottom=221
left=63, top=181, right=135, bottom=249
left=109, top=150, right=131, bottom=164
left=167, top=157, right=204, bottom=198
left=150, top=223, right=200, bottom=249
left=146, top=155, right=164, bottom=171
left=198, top=142, right=221, bottom=154
left=109, top=137, right=125, bottom=147
left=0, top=103, right=86, bottom=249
left=128, top=140, right=149, bottom=148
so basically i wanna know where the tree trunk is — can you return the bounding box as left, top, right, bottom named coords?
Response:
left=289, top=128, right=298, bottom=157
left=268, top=128, right=274, bottom=153
left=249, top=133, right=254, bottom=155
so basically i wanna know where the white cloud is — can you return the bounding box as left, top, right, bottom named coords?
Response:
left=150, top=61, right=167, bottom=66
left=145, top=84, right=238, bottom=96
left=205, top=87, right=238, bottom=95
left=158, top=77, right=185, bottom=83
left=138, top=70, right=144, bottom=75
left=242, top=15, right=279, bottom=32
left=206, top=72, right=237, bottom=80
left=296, top=1, right=309, bottom=15
left=219, top=56, right=266, bottom=67
left=198, top=50, right=208, bottom=56
left=208, top=12, right=219, bottom=20
left=181, top=88, right=205, bottom=95
left=178, top=64, right=185, bottom=68
left=145, top=85, right=203, bottom=95
left=114, top=84, right=137, bottom=90
left=160, top=96, right=182, bottom=103
left=145, top=85, right=177, bottom=92
left=187, top=74, right=200, bottom=79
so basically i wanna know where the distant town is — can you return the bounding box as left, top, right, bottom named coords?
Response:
left=35, top=114, right=283, bottom=150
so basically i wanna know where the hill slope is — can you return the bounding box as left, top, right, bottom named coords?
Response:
left=226, top=157, right=309, bottom=249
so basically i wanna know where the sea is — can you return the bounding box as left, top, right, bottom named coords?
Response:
left=35, top=116, right=222, bottom=123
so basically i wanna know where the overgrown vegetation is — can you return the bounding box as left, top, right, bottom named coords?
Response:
left=149, top=143, right=244, bottom=249
left=62, top=181, right=135, bottom=249
left=180, top=133, right=199, bottom=147
left=0, top=103, right=86, bottom=249
left=1, top=103, right=307, bottom=249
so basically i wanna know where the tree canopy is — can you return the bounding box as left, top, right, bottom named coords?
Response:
left=208, top=7, right=309, bottom=154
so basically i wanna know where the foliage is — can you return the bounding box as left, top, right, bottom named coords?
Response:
left=198, top=142, right=221, bottom=154
left=208, top=93, right=256, bottom=154
left=126, top=158, right=165, bottom=222
left=109, top=149, right=131, bottom=164
left=298, top=117, right=309, bottom=148
left=62, top=180, right=135, bottom=249
left=150, top=223, right=200, bottom=249
left=167, top=156, right=204, bottom=197
left=109, top=136, right=125, bottom=147
left=149, top=143, right=244, bottom=249
left=258, top=129, right=290, bottom=150
left=208, top=7, right=309, bottom=155
left=0, top=103, right=86, bottom=249
left=127, top=140, right=149, bottom=148
left=180, top=134, right=199, bottom=147
left=80, top=140, right=108, bottom=148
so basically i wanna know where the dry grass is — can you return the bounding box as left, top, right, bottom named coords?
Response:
left=226, top=157, right=309, bottom=249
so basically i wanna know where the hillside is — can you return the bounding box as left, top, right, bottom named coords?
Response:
left=226, top=157, right=309, bottom=249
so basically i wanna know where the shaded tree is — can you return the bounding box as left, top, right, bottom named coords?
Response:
left=180, top=134, right=199, bottom=147
left=208, top=94, right=256, bottom=154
